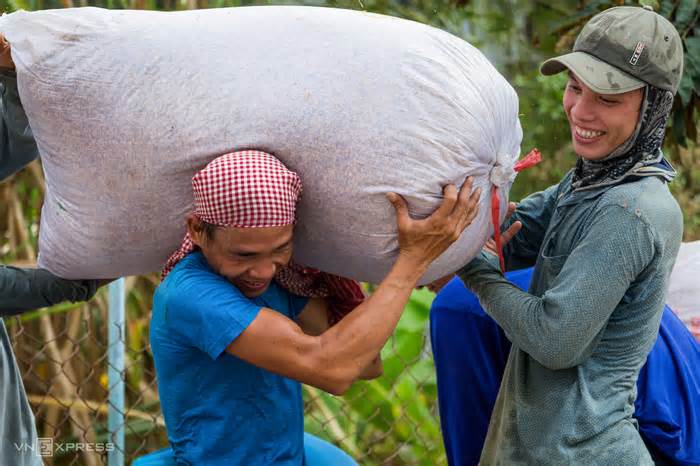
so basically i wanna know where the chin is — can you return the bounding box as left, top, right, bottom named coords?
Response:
left=240, top=283, right=271, bottom=298
left=573, top=143, right=610, bottom=161
left=571, top=130, right=614, bottom=161
left=577, top=151, right=608, bottom=161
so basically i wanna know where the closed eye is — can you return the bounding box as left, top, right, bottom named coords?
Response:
left=233, top=251, right=258, bottom=258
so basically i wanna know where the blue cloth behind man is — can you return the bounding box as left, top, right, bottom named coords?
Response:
left=430, top=268, right=700, bottom=466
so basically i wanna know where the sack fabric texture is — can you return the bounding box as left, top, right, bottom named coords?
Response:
left=0, top=6, right=522, bottom=283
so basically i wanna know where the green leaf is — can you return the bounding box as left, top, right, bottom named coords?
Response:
left=673, top=0, right=698, bottom=33
left=546, top=0, right=610, bottom=35
left=685, top=37, right=700, bottom=61
left=678, top=72, right=695, bottom=105
left=380, top=331, right=424, bottom=382
left=659, top=0, right=676, bottom=18
left=672, top=108, right=688, bottom=146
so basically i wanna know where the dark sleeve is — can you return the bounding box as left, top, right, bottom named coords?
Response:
left=0, top=266, right=99, bottom=316
left=0, top=71, right=39, bottom=181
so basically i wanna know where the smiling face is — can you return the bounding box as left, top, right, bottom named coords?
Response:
left=187, top=215, right=294, bottom=298
left=563, top=73, right=644, bottom=161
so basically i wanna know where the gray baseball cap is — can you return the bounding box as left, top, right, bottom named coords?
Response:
left=541, top=5, right=684, bottom=94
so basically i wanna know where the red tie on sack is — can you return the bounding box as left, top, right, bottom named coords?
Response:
left=490, top=148, right=542, bottom=273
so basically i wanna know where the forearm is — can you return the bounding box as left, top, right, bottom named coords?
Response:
left=458, top=256, right=573, bottom=367
left=358, top=354, right=382, bottom=380
left=0, top=266, right=98, bottom=316
left=317, top=255, right=425, bottom=386
left=459, top=242, right=636, bottom=370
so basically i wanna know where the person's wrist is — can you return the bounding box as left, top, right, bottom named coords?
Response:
left=397, top=248, right=430, bottom=265
left=395, top=251, right=431, bottom=278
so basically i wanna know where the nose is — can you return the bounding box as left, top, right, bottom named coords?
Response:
left=249, top=261, right=277, bottom=281
left=570, top=94, right=596, bottom=123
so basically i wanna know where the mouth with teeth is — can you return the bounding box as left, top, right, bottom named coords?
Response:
left=240, top=279, right=269, bottom=291
left=574, top=125, right=606, bottom=142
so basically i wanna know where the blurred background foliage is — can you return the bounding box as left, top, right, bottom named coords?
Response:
left=1, top=0, right=698, bottom=465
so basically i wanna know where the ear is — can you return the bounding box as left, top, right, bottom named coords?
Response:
left=186, top=214, right=205, bottom=248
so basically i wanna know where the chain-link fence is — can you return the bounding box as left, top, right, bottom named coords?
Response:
left=4, top=163, right=445, bottom=465
left=7, top=283, right=444, bottom=465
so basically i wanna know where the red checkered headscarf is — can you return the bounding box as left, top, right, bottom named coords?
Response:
left=161, top=150, right=364, bottom=325
left=161, top=150, right=302, bottom=278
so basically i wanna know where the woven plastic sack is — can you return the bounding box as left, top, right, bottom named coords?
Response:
left=0, top=6, right=522, bottom=283
left=667, top=241, right=700, bottom=339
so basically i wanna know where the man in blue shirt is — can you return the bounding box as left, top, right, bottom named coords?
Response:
left=150, top=150, right=481, bottom=465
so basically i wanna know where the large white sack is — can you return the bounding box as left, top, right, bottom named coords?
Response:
left=667, top=241, right=700, bottom=338
left=1, top=6, right=522, bottom=283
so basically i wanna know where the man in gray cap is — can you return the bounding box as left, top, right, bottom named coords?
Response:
left=456, top=5, right=686, bottom=465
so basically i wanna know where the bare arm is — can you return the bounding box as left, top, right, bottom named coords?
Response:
left=227, top=254, right=435, bottom=394
left=296, top=297, right=382, bottom=379
left=227, top=179, right=481, bottom=395
left=295, top=298, right=331, bottom=336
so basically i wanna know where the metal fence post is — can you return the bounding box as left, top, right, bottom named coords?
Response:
left=108, top=278, right=126, bottom=466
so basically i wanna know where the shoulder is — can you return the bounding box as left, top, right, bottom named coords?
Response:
left=595, top=178, right=682, bottom=251
left=257, top=281, right=309, bottom=318
left=158, top=252, right=248, bottom=312
left=598, top=178, right=682, bottom=227
left=164, top=252, right=221, bottom=289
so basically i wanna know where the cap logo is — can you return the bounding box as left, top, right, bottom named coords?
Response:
left=630, top=41, right=645, bottom=66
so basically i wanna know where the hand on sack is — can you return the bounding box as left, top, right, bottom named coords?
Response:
left=387, top=177, right=481, bottom=271
left=0, top=34, right=14, bottom=71
left=483, top=201, right=521, bottom=256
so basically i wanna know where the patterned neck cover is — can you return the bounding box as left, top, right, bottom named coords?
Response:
left=572, top=86, right=676, bottom=191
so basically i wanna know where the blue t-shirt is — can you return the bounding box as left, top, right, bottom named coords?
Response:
left=150, top=251, right=309, bottom=465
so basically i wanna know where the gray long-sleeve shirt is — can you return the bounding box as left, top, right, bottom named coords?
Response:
left=459, top=170, right=682, bottom=465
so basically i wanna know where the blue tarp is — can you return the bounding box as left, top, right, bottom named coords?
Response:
left=430, top=268, right=700, bottom=466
